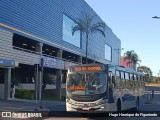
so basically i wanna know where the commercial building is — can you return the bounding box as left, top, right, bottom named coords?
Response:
left=120, top=56, right=133, bottom=68
left=0, top=0, right=121, bottom=100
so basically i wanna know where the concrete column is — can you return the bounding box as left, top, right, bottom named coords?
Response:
left=34, top=64, right=39, bottom=100
left=35, top=42, right=43, bottom=102
left=34, top=65, right=42, bottom=107
left=78, top=56, right=82, bottom=64
left=93, top=60, right=96, bottom=64
left=38, top=69, right=42, bottom=102
left=56, top=70, right=62, bottom=99
left=36, top=42, right=43, bottom=54
left=56, top=49, right=63, bottom=99
left=4, top=68, right=11, bottom=100
left=57, top=49, right=63, bottom=58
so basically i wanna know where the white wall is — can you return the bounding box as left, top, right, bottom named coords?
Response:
left=0, top=28, right=40, bottom=66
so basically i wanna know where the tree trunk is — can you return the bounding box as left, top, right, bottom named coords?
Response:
left=85, top=33, right=88, bottom=64
left=133, top=62, right=137, bottom=71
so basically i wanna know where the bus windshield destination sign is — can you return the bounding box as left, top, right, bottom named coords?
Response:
left=70, top=86, right=85, bottom=90
left=74, top=66, right=102, bottom=72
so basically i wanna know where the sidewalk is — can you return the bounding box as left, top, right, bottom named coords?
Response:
left=0, top=98, right=65, bottom=117
left=0, top=98, right=65, bottom=119
left=7, top=98, right=65, bottom=105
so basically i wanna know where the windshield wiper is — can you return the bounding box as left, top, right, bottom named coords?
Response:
left=93, top=84, right=106, bottom=89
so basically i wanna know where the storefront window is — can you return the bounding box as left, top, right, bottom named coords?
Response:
left=105, top=44, right=112, bottom=61
left=0, top=68, right=4, bottom=84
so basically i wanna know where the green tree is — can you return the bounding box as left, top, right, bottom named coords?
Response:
left=137, top=66, right=153, bottom=82
left=42, top=73, right=54, bottom=90
left=137, top=66, right=152, bottom=76
left=72, top=11, right=106, bottom=63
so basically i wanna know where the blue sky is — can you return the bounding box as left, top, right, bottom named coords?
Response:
left=85, top=0, right=160, bottom=76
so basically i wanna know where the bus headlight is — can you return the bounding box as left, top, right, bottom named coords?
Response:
left=67, top=99, right=75, bottom=105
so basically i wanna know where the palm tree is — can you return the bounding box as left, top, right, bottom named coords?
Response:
left=124, top=50, right=134, bottom=68
left=72, top=11, right=106, bottom=63
left=131, top=53, right=141, bottom=70
left=124, top=50, right=141, bottom=70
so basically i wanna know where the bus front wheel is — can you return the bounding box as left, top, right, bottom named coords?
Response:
left=117, top=100, right=121, bottom=112
left=132, top=98, right=139, bottom=111
left=81, top=113, right=88, bottom=117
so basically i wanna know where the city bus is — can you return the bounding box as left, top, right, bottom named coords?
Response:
left=66, top=64, right=145, bottom=112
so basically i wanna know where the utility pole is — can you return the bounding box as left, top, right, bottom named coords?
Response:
left=114, top=48, right=124, bottom=65
left=40, top=57, right=44, bottom=108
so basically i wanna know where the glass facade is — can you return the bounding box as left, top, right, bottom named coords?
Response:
left=63, top=14, right=81, bottom=48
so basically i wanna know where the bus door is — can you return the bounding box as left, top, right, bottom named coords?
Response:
left=108, top=68, right=115, bottom=103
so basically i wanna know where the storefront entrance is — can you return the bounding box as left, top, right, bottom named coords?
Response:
left=0, top=68, right=5, bottom=99
left=0, top=59, right=15, bottom=99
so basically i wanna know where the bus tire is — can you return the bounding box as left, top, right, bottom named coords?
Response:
left=135, top=98, right=139, bottom=111
left=81, top=113, right=88, bottom=117
left=133, top=98, right=139, bottom=111
left=117, top=100, right=121, bottom=112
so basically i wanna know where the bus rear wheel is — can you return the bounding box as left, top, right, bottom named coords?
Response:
left=135, top=99, right=139, bottom=111
left=132, top=98, right=139, bottom=111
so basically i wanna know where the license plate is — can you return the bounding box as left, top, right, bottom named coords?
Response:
left=82, top=108, right=90, bottom=111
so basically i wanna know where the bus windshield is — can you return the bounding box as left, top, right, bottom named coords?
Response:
left=66, top=72, right=106, bottom=95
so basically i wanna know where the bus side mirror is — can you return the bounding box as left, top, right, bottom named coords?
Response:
left=112, top=76, right=115, bottom=84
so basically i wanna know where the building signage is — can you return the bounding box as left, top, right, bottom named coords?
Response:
left=42, top=56, right=64, bottom=69
left=0, top=59, right=15, bottom=67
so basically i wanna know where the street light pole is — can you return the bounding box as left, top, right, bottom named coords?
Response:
left=152, top=16, right=160, bottom=19
left=152, top=16, right=160, bottom=83
left=114, top=48, right=124, bottom=65
left=40, top=57, right=44, bottom=108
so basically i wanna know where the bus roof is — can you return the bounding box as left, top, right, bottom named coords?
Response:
left=68, top=64, right=144, bottom=75
left=107, top=64, right=144, bottom=75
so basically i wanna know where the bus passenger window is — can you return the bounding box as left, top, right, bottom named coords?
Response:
left=134, top=74, right=138, bottom=87
left=129, top=74, right=134, bottom=87
left=137, top=76, right=141, bottom=87
left=125, top=72, right=130, bottom=87
left=115, top=70, right=121, bottom=86
left=120, top=71, right=125, bottom=86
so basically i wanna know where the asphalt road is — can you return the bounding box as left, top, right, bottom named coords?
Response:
left=44, top=117, right=160, bottom=120
left=44, top=86, right=160, bottom=120
left=1, top=86, right=160, bottom=120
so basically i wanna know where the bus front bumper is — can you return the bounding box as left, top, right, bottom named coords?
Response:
left=66, top=103, right=109, bottom=112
